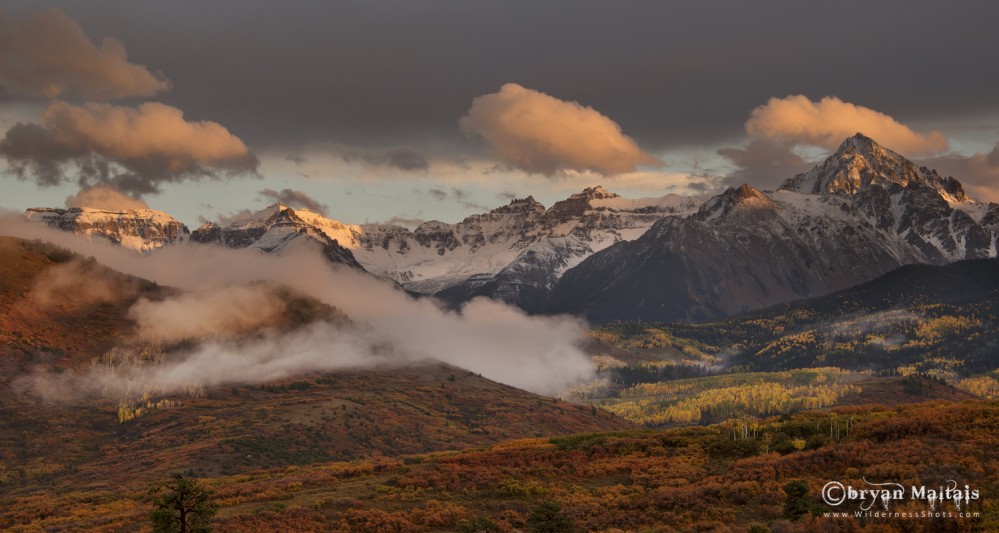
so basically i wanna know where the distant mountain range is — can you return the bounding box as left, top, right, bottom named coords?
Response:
left=21, top=133, right=999, bottom=322
left=545, top=134, right=999, bottom=322
left=22, top=185, right=700, bottom=311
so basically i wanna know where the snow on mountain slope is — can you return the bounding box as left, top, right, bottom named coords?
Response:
left=23, top=207, right=190, bottom=252
left=545, top=134, right=999, bottom=323
left=185, top=187, right=698, bottom=308
left=354, top=187, right=700, bottom=308
left=779, top=133, right=995, bottom=262
left=190, top=204, right=364, bottom=269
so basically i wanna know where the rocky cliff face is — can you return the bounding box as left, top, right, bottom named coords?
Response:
left=23, top=207, right=189, bottom=252
left=544, top=134, right=999, bottom=322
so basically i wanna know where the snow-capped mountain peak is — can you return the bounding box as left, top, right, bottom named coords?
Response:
left=190, top=204, right=364, bottom=269
left=575, top=185, right=618, bottom=200
left=781, top=132, right=969, bottom=202
left=545, top=134, right=999, bottom=322
left=350, top=187, right=700, bottom=306
left=694, top=184, right=776, bottom=221
left=23, top=207, right=189, bottom=252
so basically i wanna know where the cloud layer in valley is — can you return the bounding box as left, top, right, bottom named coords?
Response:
left=30, top=259, right=122, bottom=310
left=460, top=83, right=660, bottom=176
left=0, top=101, right=258, bottom=194
left=1, top=217, right=595, bottom=397
left=127, top=284, right=290, bottom=343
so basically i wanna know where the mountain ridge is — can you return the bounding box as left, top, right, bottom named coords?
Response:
left=190, top=203, right=364, bottom=269
left=21, top=186, right=702, bottom=309
left=543, top=134, right=999, bottom=322
left=18, top=134, right=999, bottom=322
left=23, top=206, right=190, bottom=252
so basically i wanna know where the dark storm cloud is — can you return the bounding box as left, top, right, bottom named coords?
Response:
left=684, top=180, right=713, bottom=194
left=426, top=188, right=447, bottom=201
left=718, top=139, right=813, bottom=190
left=421, top=187, right=487, bottom=211
left=5, top=1, right=996, bottom=152
left=382, top=216, right=426, bottom=228
left=0, top=8, right=169, bottom=100
left=450, top=187, right=488, bottom=211
left=258, top=188, right=328, bottom=215
left=341, top=146, right=429, bottom=173
left=209, top=209, right=255, bottom=227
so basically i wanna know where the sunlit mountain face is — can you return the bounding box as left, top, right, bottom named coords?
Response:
left=2, top=3, right=998, bottom=532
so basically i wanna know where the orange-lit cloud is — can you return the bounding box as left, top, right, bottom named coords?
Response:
left=0, top=100, right=258, bottom=194
left=460, top=83, right=659, bottom=176
left=746, top=95, right=948, bottom=156
left=0, top=9, right=169, bottom=100
left=41, top=101, right=251, bottom=166
left=65, top=185, right=149, bottom=210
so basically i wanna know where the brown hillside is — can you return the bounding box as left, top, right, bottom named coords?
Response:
left=0, top=236, right=164, bottom=375
left=0, top=236, right=633, bottom=507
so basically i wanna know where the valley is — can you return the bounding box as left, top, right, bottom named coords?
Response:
left=3, top=134, right=999, bottom=531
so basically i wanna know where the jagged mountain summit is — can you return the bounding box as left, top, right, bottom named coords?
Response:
left=357, top=186, right=700, bottom=310
left=782, top=133, right=969, bottom=200
left=20, top=203, right=366, bottom=270
left=21, top=187, right=699, bottom=295
left=22, top=134, right=994, bottom=323
left=187, top=186, right=699, bottom=309
left=778, top=133, right=995, bottom=261
left=23, top=207, right=190, bottom=252
left=544, top=133, right=999, bottom=323
left=190, top=204, right=364, bottom=269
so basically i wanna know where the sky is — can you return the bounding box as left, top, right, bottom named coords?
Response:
left=1, top=1, right=998, bottom=228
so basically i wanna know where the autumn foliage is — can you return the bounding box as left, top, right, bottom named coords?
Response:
left=2, top=400, right=995, bottom=531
